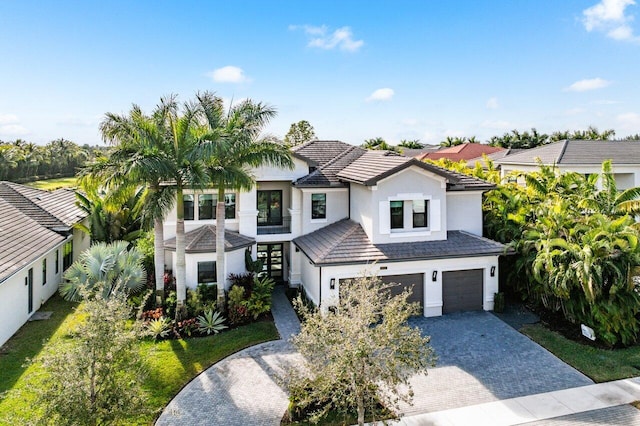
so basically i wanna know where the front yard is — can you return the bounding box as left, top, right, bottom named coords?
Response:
left=0, top=295, right=279, bottom=425
left=522, top=324, right=640, bottom=383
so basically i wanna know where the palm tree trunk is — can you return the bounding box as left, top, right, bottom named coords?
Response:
left=154, top=216, right=165, bottom=305
left=175, top=187, right=187, bottom=320
left=216, top=187, right=226, bottom=312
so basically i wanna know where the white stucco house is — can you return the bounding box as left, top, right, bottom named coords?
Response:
left=162, top=140, right=508, bottom=317
left=494, top=140, right=640, bottom=190
left=0, top=182, right=89, bottom=347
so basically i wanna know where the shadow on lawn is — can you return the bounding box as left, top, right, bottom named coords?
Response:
left=0, top=295, right=78, bottom=394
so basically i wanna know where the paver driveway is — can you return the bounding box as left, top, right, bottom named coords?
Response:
left=401, top=311, right=593, bottom=415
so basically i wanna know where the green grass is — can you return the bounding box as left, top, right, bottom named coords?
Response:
left=0, top=295, right=279, bottom=425
left=521, top=324, right=640, bottom=382
left=24, top=176, right=78, bottom=190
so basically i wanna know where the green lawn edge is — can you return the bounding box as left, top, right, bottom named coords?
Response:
left=0, top=294, right=280, bottom=425
left=23, top=176, right=78, bottom=190
left=521, top=323, right=640, bottom=383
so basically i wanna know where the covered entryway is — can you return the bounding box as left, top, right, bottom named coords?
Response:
left=442, top=269, right=483, bottom=314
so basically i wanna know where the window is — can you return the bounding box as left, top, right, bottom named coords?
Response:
left=412, top=200, right=428, bottom=228
left=390, top=201, right=404, bottom=229
left=42, top=258, right=47, bottom=285
left=198, top=194, right=214, bottom=220
left=55, top=249, right=59, bottom=274
left=197, top=261, right=217, bottom=284
left=184, top=195, right=194, bottom=220
left=224, top=193, right=236, bottom=219
left=311, top=193, right=326, bottom=219
left=63, top=241, right=73, bottom=271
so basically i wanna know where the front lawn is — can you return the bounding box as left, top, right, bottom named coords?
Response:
left=0, top=295, right=279, bottom=425
left=24, top=176, right=78, bottom=190
left=521, top=324, right=640, bottom=383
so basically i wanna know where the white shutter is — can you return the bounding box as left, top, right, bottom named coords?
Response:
left=431, top=199, right=441, bottom=231
left=379, top=201, right=390, bottom=234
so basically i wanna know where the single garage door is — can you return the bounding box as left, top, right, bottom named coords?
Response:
left=340, top=274, right=424, bottom=308
left=442, top=269, right=483, bottom=314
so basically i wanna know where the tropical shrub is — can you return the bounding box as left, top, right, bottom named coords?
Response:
left=197, top=310, right=228, bottom=335
left=228, top=285, right=249, bottom=325
left=243, top=276, right=275, bottom=320
left=146, top=317, right=172, bottom=340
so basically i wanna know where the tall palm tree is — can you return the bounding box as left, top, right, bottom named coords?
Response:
left=195, top=92, right=294, bottom=306
left=579, top=160, right=640, bottom=217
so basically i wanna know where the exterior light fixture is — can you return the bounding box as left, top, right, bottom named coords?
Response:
left=432, top=271, right=438, bottom=282
left=330, top=278, right=336, bottom=290
left=490, top=266, right=496, bottom=277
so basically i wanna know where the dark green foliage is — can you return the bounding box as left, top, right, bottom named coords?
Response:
left=242, top=276, right=275, bottom=319
left=245, top=249, right=264, bottom=274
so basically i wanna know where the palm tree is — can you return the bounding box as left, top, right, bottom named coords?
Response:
left=59, top=241, right=146, bottom=301
left=398, top=139, right=424, bottom=149
left=579, top=160, right=640, bottom=216
left=92, top=101, right=176, bottom=306
left=195, top=92, right=294, bottom=307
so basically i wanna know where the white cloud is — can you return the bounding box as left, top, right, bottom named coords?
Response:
left=565, top=107, right=586, bottom=115
left=0, top=113, right=18, bottom=125
left=618, top=112, right=640, bottom=128
left=0, top=124, right=28, bottom=136
left=582, top=0, right=640, bottom=42
left=291, top=25, right=364, bottom=52
left=207, top=66, right=249, bottom=83
left=564, top=78, right=611, bottom=92
left=366, top=88, right=394, bottom=102
left=486, top=97, right=499, bottom=109
left=480, top=120, right=514, bottom=130
left=590, top=99, right=620, bottom=105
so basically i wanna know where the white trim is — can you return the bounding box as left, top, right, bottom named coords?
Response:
left=238, top=210, right=259, bottom=217
left=389, top=230, right=431, bottom=238
left=299, top=187, right=348, bottom=193
left=376, top=165, right=448, bottom=186
left=310, top=218, right=328, bottom=224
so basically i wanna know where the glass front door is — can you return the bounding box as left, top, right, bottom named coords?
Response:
left=257, top=190, right=282, bottom=226
left=257, top=243, right=283, bottom=282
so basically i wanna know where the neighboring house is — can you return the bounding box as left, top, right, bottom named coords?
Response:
left=162, top=140, right=507, bottom=317
left=417, top=143, right=505, bottom=162
left=0, top=182, right=89, bottom=347
left=399, top=144, right=440, bottom=158
left=494, top=140, right=640, bottom=189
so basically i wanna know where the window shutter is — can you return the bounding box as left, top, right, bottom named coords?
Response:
left=431, top=199, right=441, bottom=231
left=379, top=201, right=390, bottom=234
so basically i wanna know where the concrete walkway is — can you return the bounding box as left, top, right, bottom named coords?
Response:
left=383, top=378, right=640, bottom=425
left=155, top=286, right=302, bottom=426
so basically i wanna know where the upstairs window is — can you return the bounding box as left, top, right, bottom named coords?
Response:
left=412, top=200, right=428, bottom=228
left=198, top=194, right=214, bottom=220
left=183, top=195, right=194, bottom=220
left=390, top=201, right=404, bottom=229
left=224, top=194, right=236, bottom=219
left=311, top=193, right=326, bottom=219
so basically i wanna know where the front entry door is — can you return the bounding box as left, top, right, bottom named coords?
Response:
left=257, top=190, right=283, bottom=226
left=257, top=243, right=283, bottom=283
left=27, top=268, right=33, bottom=314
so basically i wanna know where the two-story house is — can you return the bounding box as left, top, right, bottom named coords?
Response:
left=162, top=140, right=507, bottom=317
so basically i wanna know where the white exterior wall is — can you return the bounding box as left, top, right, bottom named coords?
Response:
left=298, top=254, right=500, bottom=317
left=0, top=239, right=69, bottom=347
left=171, top=248, right=247, bottom=291
left=350, top=184, right=374, bottom=238
left=73, top=223, right=90, bottom=261
left=289, top=242, right=302, bottom=285
left=300, top=188, right=349, bottom=235
left=371, top=167, right=448, bottom=244
left=446, top=192, right=484, bottom=236
left=253, top=157, right=309, bottom=181
left=300, top=255, right=320, bottom=305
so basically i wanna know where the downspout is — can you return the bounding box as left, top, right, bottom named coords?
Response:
left=319, top=266, right=322, bottom=309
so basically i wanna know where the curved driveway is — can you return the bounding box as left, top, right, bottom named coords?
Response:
left=157, top=290, right=593, bottom=425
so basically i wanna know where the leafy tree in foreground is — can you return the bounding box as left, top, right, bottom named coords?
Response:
left=289, top=274, right=435, bottom=425
left=32, top=287, right=148, bottom=425
left=60, top=241, right=146, bottom=302
left=284, top=120, right=316, bottom=146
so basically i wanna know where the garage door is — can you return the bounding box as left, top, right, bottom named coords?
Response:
left=442, top=269, right=483, bottom=314
left=340, top=274, right=424, bottom=307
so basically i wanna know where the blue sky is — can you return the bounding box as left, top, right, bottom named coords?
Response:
left=1, top=0, right=639, bottom=146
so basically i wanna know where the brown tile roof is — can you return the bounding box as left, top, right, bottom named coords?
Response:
left=292, top=219, right=508, bottom=266
left=0, top=197, right=66, bottom=284
left=336, top=151, right=495, bottom=191
left=291, top=140, right=354, bottom=167
left=0, top=181, right=86, bottom=230
left=418, top=143, right=505, bottom=162
left=164, top=225, right=255, bottom=253
left=294, top=146, right=367, bottom=188
left=495, top=140, right=640, bottom=166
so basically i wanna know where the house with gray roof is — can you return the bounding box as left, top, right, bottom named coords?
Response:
left=494, top=140, right=640, bottom=189
left=0, top=181, right=89, bottom=347
left=162, top=140, right=507, bottom=317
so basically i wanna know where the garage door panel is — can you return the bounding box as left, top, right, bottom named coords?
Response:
left=442, top=269, right=483, bottom=314
left=340, top=274, right=424, bottom=308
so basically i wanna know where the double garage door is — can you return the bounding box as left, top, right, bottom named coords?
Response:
left=342, top=269, right=483, bottom=315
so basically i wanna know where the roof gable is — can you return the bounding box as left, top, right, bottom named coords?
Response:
left=291, top=140, right=354, bottom=167
left=295, top=146, right=366, bottom=188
